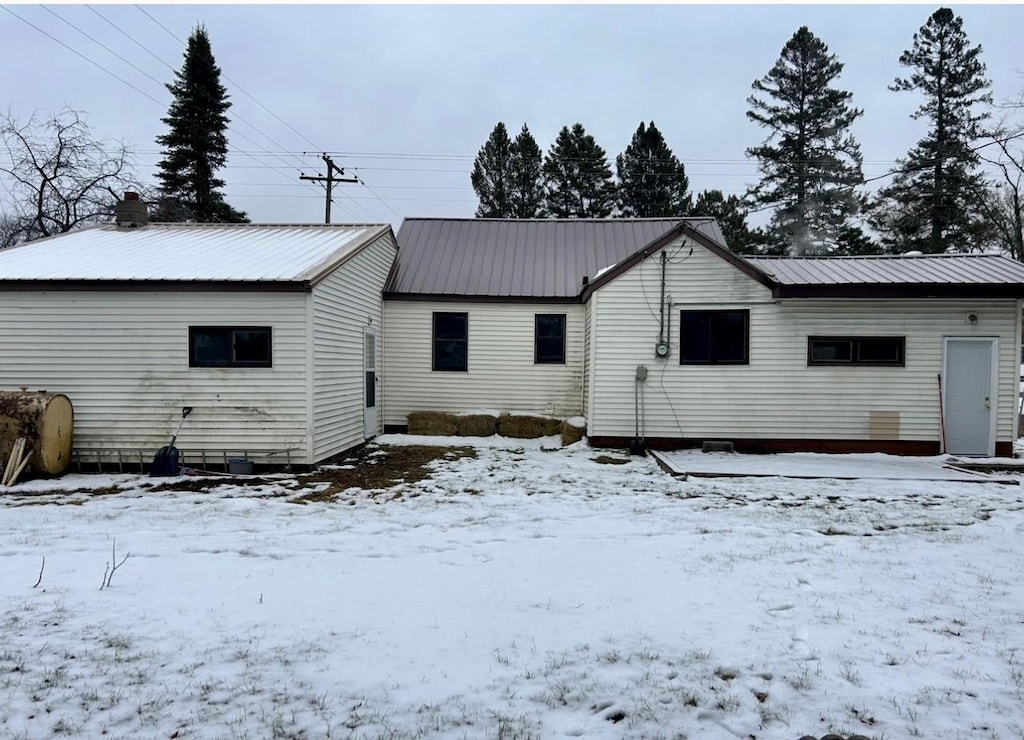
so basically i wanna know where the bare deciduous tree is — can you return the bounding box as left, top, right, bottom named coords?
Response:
left=0, top=107, right=138, bottom=247
left=974, top=130, right=1024, bottom=260
left=0, top=212, right=25, bottom=249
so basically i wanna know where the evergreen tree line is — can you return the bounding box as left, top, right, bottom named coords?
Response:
left=471, top=119, right=762, bottom=253
left=471, top=7, right=1004, bottom=257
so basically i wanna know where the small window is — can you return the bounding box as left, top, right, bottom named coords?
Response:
left=808, top=336, right=905, bottom=366
left=535, top=314, right=566, bottom=364
left=433, top=312, right=468, bottom=371
left=189, top=326, right=272, bottom=368
left=680, top=310, right=749, bottom=365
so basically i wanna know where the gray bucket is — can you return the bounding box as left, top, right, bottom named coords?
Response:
left=227, top=458, right=254, bottom=475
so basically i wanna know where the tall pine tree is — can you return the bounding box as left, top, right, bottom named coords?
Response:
left=746, top=26, right=867, bottom=255
left=616, top=121, right=690, bottom=217
left=870, top=8, right=992, bottom=253
left=154, top=24, right=248, bottom=223
left=690, top=189, right=763, bottom=254
left=470, top=123, right=545, bottom=217
left=542, top=123, right=616, bottom=218
left=470, top=122, right=514, bottom=218
left=508, top=124, right=545, bottom=218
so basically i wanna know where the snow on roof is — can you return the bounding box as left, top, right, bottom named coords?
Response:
left=0, top=223, right=391, bottom=283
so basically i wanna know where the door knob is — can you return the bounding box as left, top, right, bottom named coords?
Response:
left=985, top=396, right=991, bottom=409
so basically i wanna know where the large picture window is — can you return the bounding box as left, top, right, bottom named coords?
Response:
left=808, top=336, right=905, bottom=366
left=680, top=310, right=749, bottom=365
left=535, top=314, right=566, bottom=364
left=433, top=312, right=468, bottom=371
left=189, top=326, right=272, bottom=368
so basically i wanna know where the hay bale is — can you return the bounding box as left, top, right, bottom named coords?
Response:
left=407, top=411, right=457, bottom=436
left=539, top=416, right=564, bottom=436
left=561, top=417, right=586, bottom=446
left=497, top=413, right=563, bottom=439
left=455, top=413, right=497, bottom=437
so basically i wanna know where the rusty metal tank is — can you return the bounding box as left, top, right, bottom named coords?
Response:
left=0, top=391, right=74, bottom=476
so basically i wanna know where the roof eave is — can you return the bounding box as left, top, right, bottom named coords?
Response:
left=300, top=224, right=393, bottom=286
left=0, top=279, right=312, bottom=292
left=382, top=292, right=579, bottom=304
left=776, top=283, right=1024, bottom=299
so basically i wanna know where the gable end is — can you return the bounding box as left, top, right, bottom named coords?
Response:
left=582, top=223, right=776, bottom=300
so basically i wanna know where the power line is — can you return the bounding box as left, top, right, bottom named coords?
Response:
left=1, top=5, right=166, bottom=107
left=299, top=154, right=358, bottom=223
left=129, top=3, right=376, bottom=222
left=41, top=6, right=169, bottom=90
left=133, top=5, right=324, bottom=154
left=12, top=4, right=362, bottom=220
left=85, top=5, right=177, bottom=73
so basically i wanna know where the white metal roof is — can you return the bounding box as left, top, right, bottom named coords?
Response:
left=0, top=223, right=391, bottom=282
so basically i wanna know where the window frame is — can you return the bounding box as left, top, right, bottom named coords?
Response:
left=432, top=311, right=468, bottom=372
left=807, top=336, right=906, bottom=367
left=679, top=309, right=750, bottom=366
left=188, top=326, right=273, bottom=369
left=534, top=313, right=567, bottom=365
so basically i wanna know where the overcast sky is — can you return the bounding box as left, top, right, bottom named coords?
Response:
left=2, top=3, right=1023, bottom=230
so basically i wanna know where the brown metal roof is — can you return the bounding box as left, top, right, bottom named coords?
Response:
left=747, top=253, right=1024, bottom=285
left=747, top=253, right=1024, bottom=298
left=387, top=218, right=724, bottom=299
left=387, top=219, right=1024, bottom=301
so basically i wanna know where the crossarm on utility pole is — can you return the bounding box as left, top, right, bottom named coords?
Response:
left=298, top=153, right=358, bottom=224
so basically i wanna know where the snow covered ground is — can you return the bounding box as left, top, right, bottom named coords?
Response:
left=656, top=449, right=1023, bottom=482
left=1, top=436, right=1023, bottom=739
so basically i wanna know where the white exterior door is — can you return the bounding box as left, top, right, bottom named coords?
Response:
left=943, top=338, right=997, bottom=456
left=363, top=330, right=378, bottom=439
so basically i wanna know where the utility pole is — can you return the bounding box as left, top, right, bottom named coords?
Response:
left=299, top=153, right=358, bottom=224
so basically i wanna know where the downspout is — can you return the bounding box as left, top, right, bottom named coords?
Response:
left=658, top=251, right=667, bottom=347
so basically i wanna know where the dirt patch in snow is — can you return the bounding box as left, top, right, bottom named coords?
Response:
left=294, top=444, right=477, bottom=503
left=146, top=476, right=282, bottom=493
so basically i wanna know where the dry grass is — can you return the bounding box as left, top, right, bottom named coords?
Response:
left=455, top=414, right=497, bottom=437
left=146, top=477, right=280, bottom=493
left=497, top=414, right=562, bottom=439
left=592, top=455, right=630, bottom=465
left=407, top=411, right=457, bottom=436
left=295, top=445, right=477, bottom=502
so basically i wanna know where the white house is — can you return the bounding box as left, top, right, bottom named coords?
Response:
left=4, top=213, right=1021, bottom=465
left=384, top=218, right=1024, bottom=457
left=0, top=218, right=397, bottom=467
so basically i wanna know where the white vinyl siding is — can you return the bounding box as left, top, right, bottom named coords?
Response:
left=0, top=290, right=311, bottom=461
left=311, top=233, right=396, bottom=459
left=582, top=300, right=593, bottom=420
left=383, top=301, right=584, bottom=426
left=588, top=235, right=1020, bottom=445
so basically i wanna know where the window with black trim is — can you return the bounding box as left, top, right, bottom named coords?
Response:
left=535, top=314, right=566, bottom=364
left=189, top=326, right=272, bottom=368
left=433, top=312, right=468, bottom=371
left=680, top=310, right=749, bottom=365
left=807, top=336, right=905, bottom=366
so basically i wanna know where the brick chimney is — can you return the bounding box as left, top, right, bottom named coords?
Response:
left=115, top=191, right=148, bottom=228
